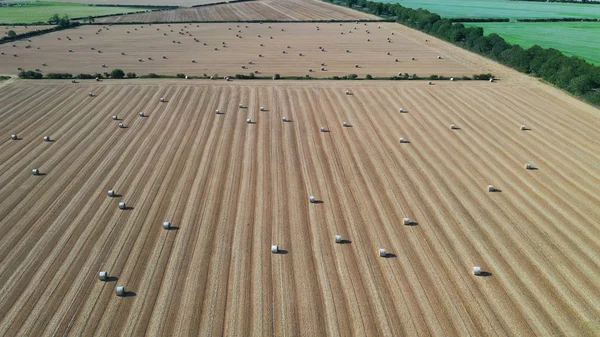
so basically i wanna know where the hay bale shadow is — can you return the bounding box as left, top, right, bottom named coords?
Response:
left=383, top=253, right=397, bottom=258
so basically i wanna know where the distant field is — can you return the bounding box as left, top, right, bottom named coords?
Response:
left=95, top=0, right=379, bottom=22
left=11, top=0, right=217, bottom=6
left=466, top=22, right=600, bottom=65
left=0, top=2, right=150, bottom=24
left=375, top=0, right=600, bottom=19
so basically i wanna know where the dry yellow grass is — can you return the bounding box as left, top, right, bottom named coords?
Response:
left=93, top=0, right=380, bottom=22
left=0, top=77, right=599, bottom=335
left=0, top=22, right=478, bottom=78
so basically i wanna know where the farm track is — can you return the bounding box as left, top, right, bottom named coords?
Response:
left=0, top=79, right=599, bottom=336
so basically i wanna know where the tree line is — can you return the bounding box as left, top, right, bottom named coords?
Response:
left=327, top=0, right=600, bottom=106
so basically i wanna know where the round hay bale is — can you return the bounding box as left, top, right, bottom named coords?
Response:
left=379, top=248, right=387, bottom=257
left=403, top=218, right=410, bottom=225
left=119, top=202, right=126, bottom=209
left=473, top=266, right=481, bottom=275
left=11, top=134, right=18, bottom=140
left=98, top=271, right=108, bottom=281
left=343, top=122, right=349, bottom=127
left=108, top=190, right=116, bottom=197
left=163, top=221, right=171, bottom=229
left=335, top=235, right=342, bottom=243
left=309, top=195, right=316, bottom=203
left=43, top=136, right=51, bottom=142
left=282, top=117, right=288, bottom=122
left=525, top=163, right=533, bottom=170
left=112, top=115, right=118, bottom=120
left=247, top=118, right=252, bottom=124
left=488, top=185, right=495, bottom=192
left=116, top=286, right=126, bottom=296
left=271, top=245, right=279, bottom=253
left=32, top=169, right=40, bottom=175
left=119, top=123, right=125, bottom=128
left=399, top=137, right=406, bottom=143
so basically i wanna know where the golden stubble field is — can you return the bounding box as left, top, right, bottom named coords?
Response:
left=0, top=22, right=481, bottom=78
left=93, top=0, right=380, bottom=22
left=0, top=78, right=599, bottom=336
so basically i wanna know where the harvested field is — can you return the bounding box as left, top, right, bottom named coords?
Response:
left=0, top=22, right=476, bottom=78
left=0, top=78, right=599, bottom=335
left=1, top=25, right=53, bottom=35
left=94, top=0, right=380, bottom=22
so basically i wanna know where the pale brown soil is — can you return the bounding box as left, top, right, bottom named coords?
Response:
left=94, top=0, right=380, bottom=22
left=0, top=22, right=478, bottom=78
left=0, top=78, right=599, bottom=336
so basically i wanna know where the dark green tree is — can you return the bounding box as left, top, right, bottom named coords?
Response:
left=7, top=30, right=16, bottom=38
left=111, top=69, right=125, bottom=79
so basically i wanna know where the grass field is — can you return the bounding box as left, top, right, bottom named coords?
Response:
left=466, top=22, right=600, bottom=65
left=375, top=0, right=600, bottom=19
left=0, top=2, right=150, bottom=24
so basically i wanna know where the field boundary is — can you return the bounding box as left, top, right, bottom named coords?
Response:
left=322, top=0, right=600, bottom=107
left=16, top=70, right=495, bottom=82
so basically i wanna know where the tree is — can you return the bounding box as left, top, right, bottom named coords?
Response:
left=48, top=14, right=60, bottom=25
left=126, top=72, right=137, bottom=78
left=346, top=0, right=357, bottom=8
left=58, top=15, right=71, bottom=28
left=7, top=30, right=16, bottom=38
left=87, top=16, right=95, bottom=24
left=111, top=69, right=125, bottom=79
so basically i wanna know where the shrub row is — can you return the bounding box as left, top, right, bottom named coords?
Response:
left=328, top=0, right=600, bottom=106
left=517, top=18, right=600, bottom=22
left=18, top=70, right=493, bottom=81
left=0, top=22, right=80, bottom=44
left=191, top=0, right=255, bottom=8
left=450, top=18, right=510, bottom=23
left=509, top=0, right=600, bottom=4
left=83, top=18, right=390, bottom=25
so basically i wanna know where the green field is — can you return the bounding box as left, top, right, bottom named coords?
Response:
left=0, top=2, right=149, bottom=24
left=466, top=22, right=600, bottom=65
left=375, top=0, right=600, bottom=19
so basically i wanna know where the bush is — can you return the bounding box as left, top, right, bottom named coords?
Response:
left=473, top=73, right=493, bottom=80
left=46, top=73, right=73, bottom=79
left=176, top=73, right=186, bottom=78
left=18, top=70, right=43, bottom=79
left=126, top=72, right=137, bottom=78
left=111, top=69, right=125, bottom=79
left=366, top=74, right=373, bottom=80
left=76, top=74, right=95, bottom=79
left=141, top=73, right=161, bottom=78
left=274, top=73, right=281, bottom=80
left=7, top=30, right=16, bottom=38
